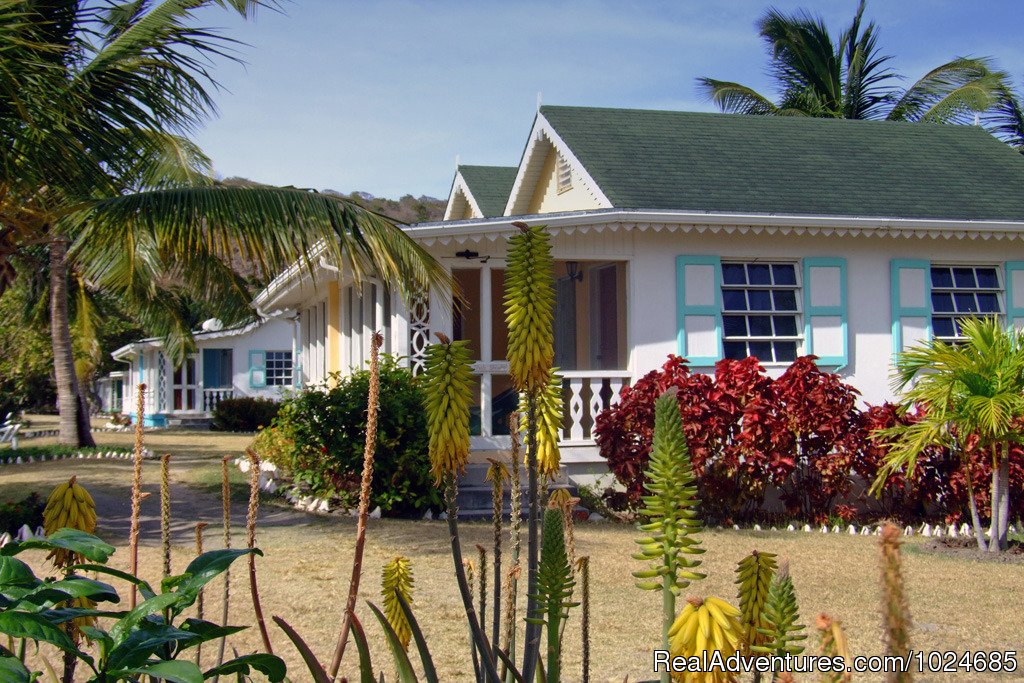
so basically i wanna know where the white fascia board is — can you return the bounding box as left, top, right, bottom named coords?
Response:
left=404, top=208, right=1024, bottom=242
left=503, top=111, right=612, bottom=216
left=443, top=171, right=484, bottom=221
left=252, top=239, right=329, bottom=312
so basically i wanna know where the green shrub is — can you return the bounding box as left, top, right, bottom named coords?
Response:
left=0, top=493, right=44, bottom=535
left=211, top=396, right=281, bottom=432
left=260, top=355, right=436, bottom=516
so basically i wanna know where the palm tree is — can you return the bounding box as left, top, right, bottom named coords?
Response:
left=1, top=1, right=448, bottom=446
left=874, top=317, right=1024, bottom=551
left=698, top=1, right=1007, bottom=124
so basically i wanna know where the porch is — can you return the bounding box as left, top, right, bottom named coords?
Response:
left=430, top=257, right=631, bottom=461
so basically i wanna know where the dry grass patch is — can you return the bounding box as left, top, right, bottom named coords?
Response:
left=4, top=435, right=1023, bottom=681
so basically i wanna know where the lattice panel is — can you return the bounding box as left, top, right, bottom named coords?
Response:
left=408, top=290, right=430, bottom=376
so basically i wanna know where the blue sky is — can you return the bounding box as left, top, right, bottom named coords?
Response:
left=192, top=1, right=1024, bottom=199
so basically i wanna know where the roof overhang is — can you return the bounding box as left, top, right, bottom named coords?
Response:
left=405, top=208, right=1024, bottom=246
left=110, top=320, right=270, bottom=362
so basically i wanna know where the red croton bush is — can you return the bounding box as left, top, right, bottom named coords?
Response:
left=594, top=355, right=1024, bottom=525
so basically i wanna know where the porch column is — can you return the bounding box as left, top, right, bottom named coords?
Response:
left=391, top=292, right=409, bottom=368
left=327, top=281, right=341, bottom=379
left=479, top=262, right=493, bottom=437
left=292, top=315, right=303, bottom=387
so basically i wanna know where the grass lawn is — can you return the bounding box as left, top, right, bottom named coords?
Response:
left=3, top=428, right=1022, bottom=681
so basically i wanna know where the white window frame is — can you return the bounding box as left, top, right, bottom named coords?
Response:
left=929, top=263, right=1004, bottom=342
left=265, top=351, right=294, bottom=387
left=720, top=259, right=803, bottom=364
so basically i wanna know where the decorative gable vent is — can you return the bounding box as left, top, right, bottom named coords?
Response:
left=556, top=154, right=572, bottom=193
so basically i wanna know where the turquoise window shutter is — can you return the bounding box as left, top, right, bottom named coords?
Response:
left=249, top=350, right=266, bottom=389
left=293, top=351, right=302, bottom=388
left=802, top=257, right=848, bottom=367
left=1005, top=262, right=1024, bottom=330
left=890, top=259, right=931, bottom=355
left=675, top=255, right=722, bottom=366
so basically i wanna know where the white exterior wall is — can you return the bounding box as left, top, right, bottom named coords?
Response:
left=197, top=319, right=295, bottom=400
left=628, top=228, right=1022, bottom=406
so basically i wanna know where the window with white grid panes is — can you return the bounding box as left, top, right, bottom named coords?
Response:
left=721, top=261, right=801, bottom=363
left=929, top=266, right=1002, bottom=341
left=265, top=351, right=293, bottom=386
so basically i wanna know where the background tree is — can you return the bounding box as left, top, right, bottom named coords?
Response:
left=698, top=1, right=1007, bottom=124
left=0, top=1, right=447, bottom=446
left=874, top=317, right=1024, bottom=551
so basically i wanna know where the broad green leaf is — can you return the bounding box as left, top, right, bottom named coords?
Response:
left=2, top=530, right=115, bottom=563
left=177, top=617, right=246, bottom=647
left=0, top=655, right=31, bottom=683
left=0, top=556, right=39, bottom=589
left=366, top=601, right=418, bottom=683
left=203, top=653, right=286, bottom=682
left=109, top=592, right=180, bottom=645
left=169, top=548, right=258, bottom=615
left=70, top=563, right=157, bottom=600
left=17, top=577, right=119, bottom=609
left=0, top=611, right=85, bottom=660
left=106, top=623, right=200, bottom=671
left=116, top=659, right=203, bottom=683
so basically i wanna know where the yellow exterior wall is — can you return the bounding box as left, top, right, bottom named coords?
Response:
left=526, top=149, right=602, bottom=214
left=326, top=280, right=341, bottom=382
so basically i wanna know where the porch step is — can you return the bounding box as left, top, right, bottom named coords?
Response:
left=165, top=416, right=212, bottom=430
left=455, top=480, right=583, bottom=521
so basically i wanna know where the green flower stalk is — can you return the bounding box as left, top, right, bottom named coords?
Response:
left=501, top=416, right=523, bottom=680
left=632, top=388, right=705, bottom=681
left=423, top=333, right=474, bottom=483
left=505, top=223, right=555, bottom=394
left=527, top=508, right=578, bottom=683
left=735, top=550, right=777, bottom=653
left=752, top=560, right=806, bottom=661
left=381, top=556, right=415, bottom=650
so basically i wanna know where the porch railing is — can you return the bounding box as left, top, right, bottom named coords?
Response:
left=560, top=370, right=631, bottom=446
left=203, top=388, right=234, bottom=412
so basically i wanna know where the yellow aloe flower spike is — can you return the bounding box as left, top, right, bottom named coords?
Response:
left=505, top=222, right=555, bottom=393
left=518, top=369, right=564, bottom=476
left=381, top=556, right=415, bottom=650
left=422, top=333, right=474, bottom=483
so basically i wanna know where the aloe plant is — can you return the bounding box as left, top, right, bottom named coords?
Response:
left=632, top=388, right=705, bottom=681
left=527, top=508, right=578, bottom=683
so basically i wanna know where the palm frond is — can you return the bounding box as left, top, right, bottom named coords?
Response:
left=982, top=81, right=1024, bottom=151
left=887, top=57, right=1007, bottom=123
left=696, top=78, right=778, bottom=115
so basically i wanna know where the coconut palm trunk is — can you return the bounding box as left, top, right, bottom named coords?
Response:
left=49, top=240, right=95, bottom=448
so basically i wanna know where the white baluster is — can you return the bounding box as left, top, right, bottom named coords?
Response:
left=568, top=378, right=584, bottom=442
left=587, top=379, right=603, bottom=439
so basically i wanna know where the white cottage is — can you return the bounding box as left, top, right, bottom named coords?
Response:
left=112, top=317, right=297, bottom=426
left=255, top=105, right=1024, bottom=474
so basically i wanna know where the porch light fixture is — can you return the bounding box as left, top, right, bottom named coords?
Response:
left=455, top=249, right=479, bottom=259
left=565, top=261, right=584, bottom=282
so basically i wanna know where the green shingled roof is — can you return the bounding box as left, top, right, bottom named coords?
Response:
left=540, top=105, right=1024, bottom=221
left=458, top=165, right=518, bottom=217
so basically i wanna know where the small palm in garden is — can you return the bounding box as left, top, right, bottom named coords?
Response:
left=874, top=316, right=1024, bottom=551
